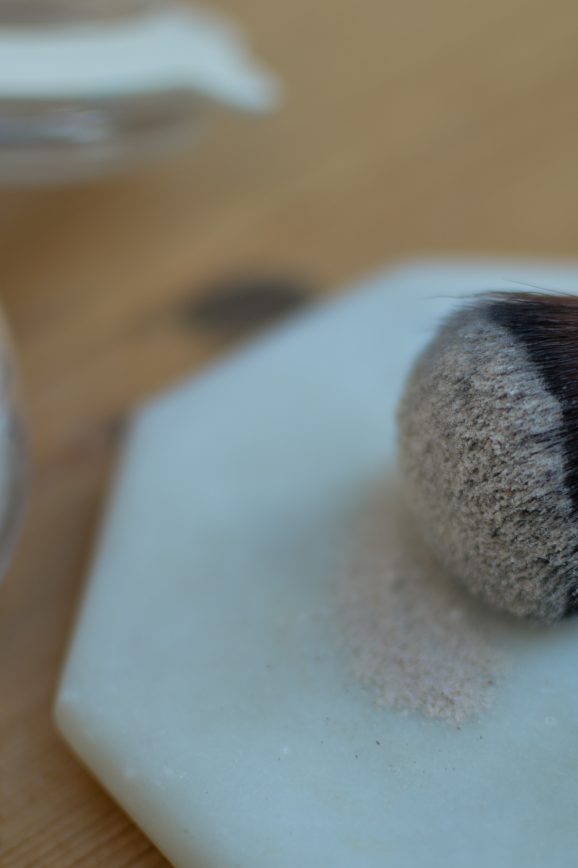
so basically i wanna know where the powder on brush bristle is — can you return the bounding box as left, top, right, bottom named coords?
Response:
left=341, top=292, right=578, bottom=723
left=398, top=293, right=578, bottom=623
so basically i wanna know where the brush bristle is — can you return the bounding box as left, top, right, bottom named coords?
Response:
left=397, top=292, right=578, bottom=622
left=486, top=294, right=578, bottom=615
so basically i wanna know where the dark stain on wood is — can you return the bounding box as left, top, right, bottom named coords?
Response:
left=175, top=274, right=314, bottom=335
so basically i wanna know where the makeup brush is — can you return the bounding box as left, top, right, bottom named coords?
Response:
left=397, top=292, right=578, bottom=623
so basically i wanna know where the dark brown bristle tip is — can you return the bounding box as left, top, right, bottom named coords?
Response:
left=486, top=294, right=578, bottom=618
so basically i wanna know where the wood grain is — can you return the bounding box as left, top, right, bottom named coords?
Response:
left=2, top=0, right=578, bottom=863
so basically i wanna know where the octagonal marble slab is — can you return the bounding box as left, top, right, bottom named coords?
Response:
left=56, top=260, right=578, bottom=868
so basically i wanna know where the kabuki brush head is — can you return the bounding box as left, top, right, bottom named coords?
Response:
left=398, top=293, right=578, bottom=623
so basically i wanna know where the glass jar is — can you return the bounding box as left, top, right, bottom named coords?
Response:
left=0, top=0, right=278, bottom=185
left=0, top=317, right=26, bottom=583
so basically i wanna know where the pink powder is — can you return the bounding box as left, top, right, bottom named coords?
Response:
left=341, top=483, right=503, bottom=725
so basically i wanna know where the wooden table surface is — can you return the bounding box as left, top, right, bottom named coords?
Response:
left=2, top=0, right=578, bottom=864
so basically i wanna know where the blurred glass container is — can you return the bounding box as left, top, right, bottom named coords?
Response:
left=0, top=0, right=279, bottom=185
left=0, top=315, right=26, bottom=583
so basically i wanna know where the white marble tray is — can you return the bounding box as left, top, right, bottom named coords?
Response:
left=56, top=260, right=578, bottom=868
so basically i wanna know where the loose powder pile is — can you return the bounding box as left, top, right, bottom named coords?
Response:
left=341, top=484, right=504, bottom=725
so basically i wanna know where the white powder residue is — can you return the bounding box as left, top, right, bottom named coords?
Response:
left=341, top=485, right=504, bottom=725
